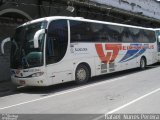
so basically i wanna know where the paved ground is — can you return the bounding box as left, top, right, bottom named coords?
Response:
left=0, top=64, right=160, bottom=120
left=0, top=80, right=16, bottom=97
left=116, top=90, right=160, bottom=114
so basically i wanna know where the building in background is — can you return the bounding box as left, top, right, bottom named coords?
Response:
left=0, top=0, right=160, bottom=82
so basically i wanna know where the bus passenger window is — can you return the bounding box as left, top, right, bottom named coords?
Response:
left=70, top=20, right=94, bottom=42
left=107, top=25, right=123, bottom=42
left=46, top=20, right=68, bottom=64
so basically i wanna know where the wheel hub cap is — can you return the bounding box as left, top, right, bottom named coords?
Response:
left=77, top=68, right=86, bottom=81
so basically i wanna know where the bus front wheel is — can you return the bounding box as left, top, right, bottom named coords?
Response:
left=140, top=57, right=146, bottom=70
left=75, top=64, right=90, bottom=84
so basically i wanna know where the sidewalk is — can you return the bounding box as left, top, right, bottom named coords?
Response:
left=0, top=80, right=17, bottom=96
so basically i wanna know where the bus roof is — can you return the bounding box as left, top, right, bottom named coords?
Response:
left=20, top=16, right=155, bottom=31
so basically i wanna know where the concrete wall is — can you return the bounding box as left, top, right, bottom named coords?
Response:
left=90, top=0, right=160, bottom=20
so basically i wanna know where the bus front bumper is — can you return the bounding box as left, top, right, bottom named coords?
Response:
left=11, top=76, right=50, bottom=87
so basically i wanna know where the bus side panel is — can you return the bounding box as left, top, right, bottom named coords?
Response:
left=70, top=43, right=96, bottom=79
left=94, top=43, right=126, bottom=75
left=46, top=60, right=73, bottom=85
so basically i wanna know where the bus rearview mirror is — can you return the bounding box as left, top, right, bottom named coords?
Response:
left=34, top=29, right=45, bottom=48
left=1, top=37, right=11, bottom=55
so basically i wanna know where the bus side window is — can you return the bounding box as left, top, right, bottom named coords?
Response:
left=46, top=20, right=68, bottom=64
left=136, top=30, right=142, bottom=43
left=70, top=20, right=93, bottom=42
left=107, top=25, right=122, bottom=42
left=144, top=30, right=156, bottom=43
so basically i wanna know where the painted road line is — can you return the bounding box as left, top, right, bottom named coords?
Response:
left=93, top=87, right=160, bottom=120
left=107, top=87, right=160, bottom=114
left=0, top=76, right=126, bottom=111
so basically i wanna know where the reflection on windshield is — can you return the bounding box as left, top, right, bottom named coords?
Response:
left=11, top=21, right=47, bottom=69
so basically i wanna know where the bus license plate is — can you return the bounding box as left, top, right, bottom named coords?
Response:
left=19, top=80, right=25, bottom=85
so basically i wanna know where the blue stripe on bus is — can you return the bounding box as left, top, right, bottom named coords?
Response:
left=121, top=49, right=146, bottom=62
left=119, top=44, right=142, bottom=63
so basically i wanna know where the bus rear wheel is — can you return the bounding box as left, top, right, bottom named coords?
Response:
left=75, top=64, right=90, bottom=84
left=140, top=57, right=146, bottom=70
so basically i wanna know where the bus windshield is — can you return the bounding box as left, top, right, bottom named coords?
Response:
left=11, top=21, right=47, bottom=69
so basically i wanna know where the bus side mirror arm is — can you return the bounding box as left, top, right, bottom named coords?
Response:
left=33, top=29, right=45, bottom=48
left=1, top=37, right=11, bottom=55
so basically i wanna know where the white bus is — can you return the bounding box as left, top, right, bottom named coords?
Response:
left=1, top=16, right=158, bottom=86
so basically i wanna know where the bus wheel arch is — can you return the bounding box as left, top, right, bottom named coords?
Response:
left=75, top=62, right=91, bottom=84
left=140, top=56, right=147, bottom=70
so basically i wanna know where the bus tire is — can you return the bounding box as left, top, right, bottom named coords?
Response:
left=140, top=57, right=146, bottom=70
left=75, top=64, right=90, bottom=84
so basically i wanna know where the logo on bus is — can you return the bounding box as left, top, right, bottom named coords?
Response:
left=95, top=44, right=121, bottom=63
left=95, top=44, right=154, bottom=63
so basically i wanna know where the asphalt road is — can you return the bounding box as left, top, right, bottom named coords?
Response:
left=0, top=64, right=160, bottom=120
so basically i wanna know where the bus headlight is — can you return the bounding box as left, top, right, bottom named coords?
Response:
left=31, top=72, right=44, bottom=77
